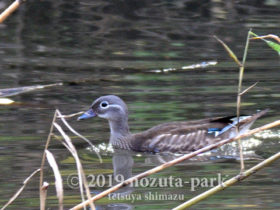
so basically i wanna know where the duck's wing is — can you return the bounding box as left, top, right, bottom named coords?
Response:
left=132, top=123, right=222, bottom=153
left=130, top=110, right=268, bottom=153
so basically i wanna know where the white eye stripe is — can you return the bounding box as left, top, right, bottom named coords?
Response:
left=99, top=102, right=123, bottom=110
left=108, top=104, right=124, bottom=111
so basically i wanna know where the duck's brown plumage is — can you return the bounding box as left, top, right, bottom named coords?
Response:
left=128, top=111, right=267, bottom=153
left=78, top=95, right=268, bottom=153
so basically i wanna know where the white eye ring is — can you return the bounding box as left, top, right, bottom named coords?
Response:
left=100, top=101, right=109, bottom=109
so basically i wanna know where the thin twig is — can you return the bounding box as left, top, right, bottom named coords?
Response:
left=57, top=111, right=84, bottom=119
left=0, top=0, right=24, bottom=23
left=250, top=34, right=280, bottom=43
left=70, top=119, right=280, bottom=210
left=39, top=110, right=58, bottom=210
left=57, top=111, right=102, bottom=163
left=173, top=151, right=280, bottom=209
left=239, top=82, right=258, bottom=96
left=0, top=168, right=40, bottom=210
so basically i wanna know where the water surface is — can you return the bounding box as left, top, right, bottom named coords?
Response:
left=0, top=1, right=280, bottom=209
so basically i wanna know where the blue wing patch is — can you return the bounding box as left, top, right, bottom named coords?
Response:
left=208, top=116, right=250, bottom=137
left=207, top=128, right=222, bottom=137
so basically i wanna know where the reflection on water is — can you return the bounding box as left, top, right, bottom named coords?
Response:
left=0, top=0, right=280, bottom=209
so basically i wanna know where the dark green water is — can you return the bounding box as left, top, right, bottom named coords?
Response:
left=0, top=1, right=280, bottom=209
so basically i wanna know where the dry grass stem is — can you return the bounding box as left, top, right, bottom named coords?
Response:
left=57, top=111, right=102, bottom=163
left=53, top=122, right=86, bottom=208
left=40, top=182, right=49, bottom=209
left=0, top=168, right=40, bottom=210
left=45, top=150, right=64, bottom=210
left=38, top=109, right=96, bottom=210
left=53, top=116, right=95, bottom=210
left=0, top=0, right=23, bottom=23
left=214, top=36, right=242, bottom=67
left=70, top=119, right=280, bottom=210
left=40, top=110, right=57, bottom=210
left=57, top=111, right=84, bottom=119
left=216, top=31, right=253, bottom=173
left=236, top=29, right=252, bottom=172
left=173, top=151, right=280, bottom=209
left=250, top=34, right=280, bottom=43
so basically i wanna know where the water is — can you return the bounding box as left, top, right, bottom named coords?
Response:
left=0, top=0, right=280, bottom=209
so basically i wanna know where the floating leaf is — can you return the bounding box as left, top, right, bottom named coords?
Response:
left=0, top=83, right=62, bottom=97
left=149, top=61, right=218, bottom=73
left=0, top=98, right=15, bottom=105
left=182, top=61, right=218, bottom=70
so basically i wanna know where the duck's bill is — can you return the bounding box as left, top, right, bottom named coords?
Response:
left=77, top=109, right=96, bottom=120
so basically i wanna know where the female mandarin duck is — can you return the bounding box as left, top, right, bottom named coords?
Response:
left=78, top=95, right=267, bottom=153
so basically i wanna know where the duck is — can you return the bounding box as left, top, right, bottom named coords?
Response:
left=78, top=95, right=267, bottom=153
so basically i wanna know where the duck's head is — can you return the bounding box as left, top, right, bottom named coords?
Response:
left=78, top=95, right=128, bottom=122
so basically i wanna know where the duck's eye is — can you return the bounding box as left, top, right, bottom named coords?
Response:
left=100, top=101, right=109, bottom=109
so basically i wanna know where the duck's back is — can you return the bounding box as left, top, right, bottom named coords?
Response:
left=130, top=117, right=225, bottom=153
left=129, top=110, right=267, bottom=153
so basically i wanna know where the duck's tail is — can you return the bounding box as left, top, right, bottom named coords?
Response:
left=238, top=109, right=269, bottom=130
left=217, top=109, right=269, bottom=138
